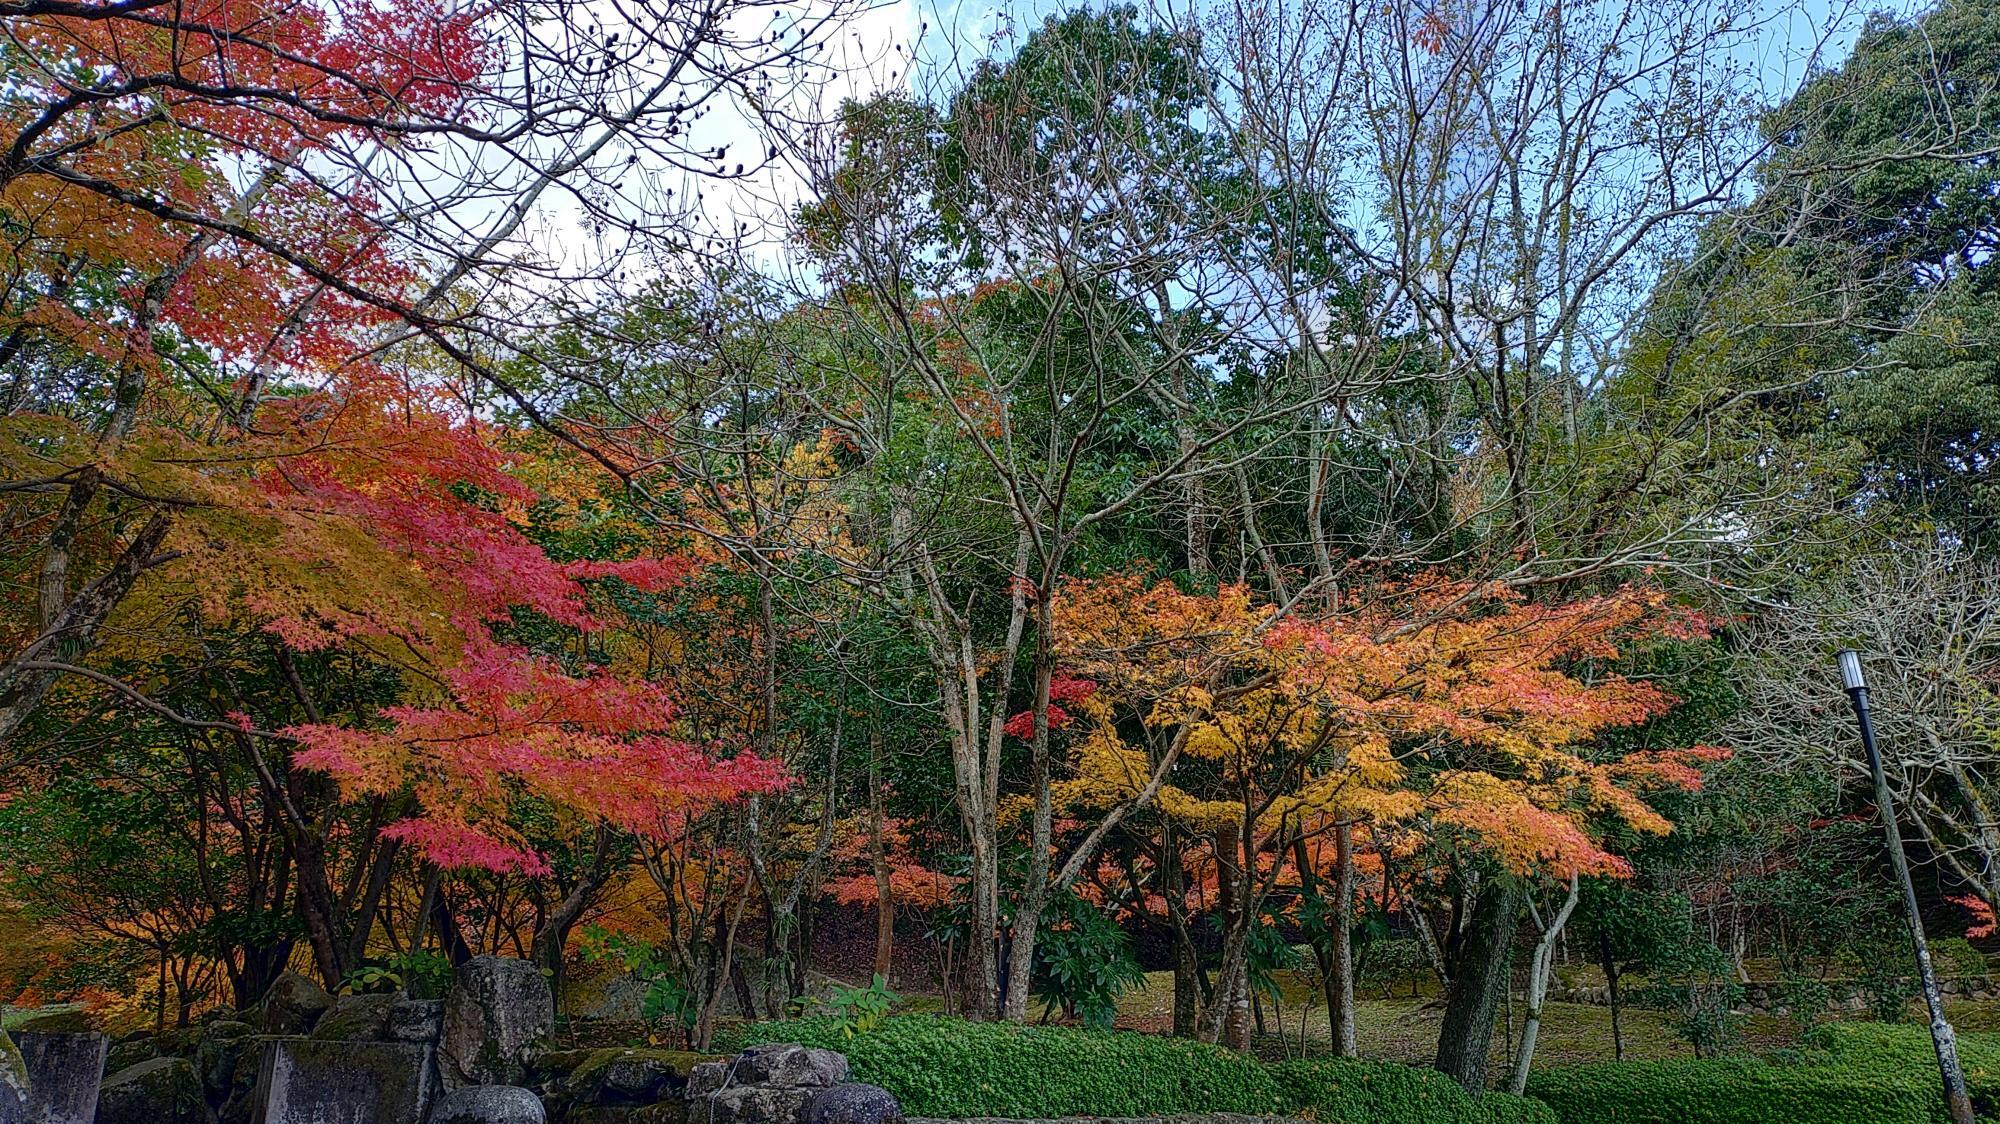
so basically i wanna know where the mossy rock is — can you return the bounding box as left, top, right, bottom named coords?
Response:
left=9, top=1008, right=92, bottom=1034
left=574, top=1048, right=715, bottom=1104
left=0, top=1030, right=29, bottom=1118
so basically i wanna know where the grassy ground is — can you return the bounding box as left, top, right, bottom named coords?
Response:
left=1109, top=966, right=1812, bottom=1072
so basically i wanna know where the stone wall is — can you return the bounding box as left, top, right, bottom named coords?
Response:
left=2, top=961, right=909, bottom=1124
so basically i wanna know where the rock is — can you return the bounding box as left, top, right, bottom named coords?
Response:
left=696, top=1085, right=816, bottom=1124
left=196, top=1020, right=258, bottom=1098
left=389, top=1000, right=445, bottom=1044
left=567, top=1049, right=710, bottom=1106
left=429, top=1084, right=546, bottom=1124
left=798, top=1084, right=901, bottom=1124
left=249, top=1038, right=437, bottom=1124
left=95, top=1056, right=204, bottom=1124
left=440, top=958, right=553, bottom=1090
left=104, top=1035, right=160, bottom=1076
left=686, top=1061, right=730, bottom=1099
left=727, top=1044, right=846, bottom=1089
left=563, top=1108, right=686, bottom=1124
left=12, top=1030, right=109, bottom=1124
left=308, top=993, right=399, bottom=1042
left=10, top=1008, right=92, bottom=1034
left=254, top=973, right=334, bottom=1037
left=0, top=1032, right=29, bottom=1123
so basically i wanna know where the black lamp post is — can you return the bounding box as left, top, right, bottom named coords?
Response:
left=1839, top=649, right=1974, bottom=1124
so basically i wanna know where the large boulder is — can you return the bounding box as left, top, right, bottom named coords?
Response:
left=564, top=1049, right=710, bottom=1107
left=798, top=1084, right=901, bottom=1124
left=9, top=1008, right=91, bottom=1034
left=12, top=1030, right=109, bottom=1124
left=249, top=1038, right=437, bottom=1124
left=439, top=958, right=553, bottom=1090
left=686, top=1045, right=850, bottom=1124
left=254, top=972, right=333, bottom=1037
left=389, top=1000, right=445, bottom=1044
left=429, top=1084, right=546, bottom=1124
left=698, top=1085, right=818, bottom=1124
left=196, top=1020, right=259, bottom=1102
left=96, top=1056, right=204, bottom=1124
left=308, top=993, right=399, bottom=1042
left=727, top=1045, right=846, bottom=1090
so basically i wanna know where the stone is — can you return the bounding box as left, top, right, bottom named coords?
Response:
left=103, top=1035, right=159, bottom=1076
left=389, top=1000, right=445, bottom=1044
left=307, top=993, right=398, bottom=1042
left=567, top=1049, right=710, bottom=1106
left=439, top=958, right=553, bottom=1090
left=11, top=1031, right=108, bottom=1124
left=249, top=1038, right=436, bottom=1124
left=727, top=1045, right=846, bottom=1090
left=9, top=1009, right=90, bottom=1035
left=798, top=1084, right=901, bottom=1124
left=0, top=1032, right=29, bottom=1124
left=95, top=1056, right=204, bottom=1124
left=685, top=1062, right=730, bottom=1099
left=564, top=1108, right=686, bottom=1124
left=196, top=1020, right=260, bottom=1101
left=429, top=1084, right=546, bottom=1124
left=254, top=973, right=334, bottom=1037
left=696, top=1085, right=815, bottom=1124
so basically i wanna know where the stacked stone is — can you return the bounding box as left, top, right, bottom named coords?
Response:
left=687, top=1045, right=901, bottom=1124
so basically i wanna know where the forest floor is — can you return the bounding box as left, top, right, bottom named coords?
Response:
left=1100, top=966, right=2000, bottom=1071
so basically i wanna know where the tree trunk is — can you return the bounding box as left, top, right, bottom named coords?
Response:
left=1600, top=931, right=1624, bottom=1062
left=1330, top=823, right=1358, bottom=1057
left=869, top=728, right=894, bottom=980
left=1435, top=874, right=1524, bottom=1094
left=1507, top=874, right=1580, bottom=1095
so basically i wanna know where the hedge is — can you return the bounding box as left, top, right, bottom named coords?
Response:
left=730, top=1016, right=1552, bottom=1123
left=1274, top=1057, right=1555, bottom=1124
left=1524, top=1055, right=1951, bottom=1124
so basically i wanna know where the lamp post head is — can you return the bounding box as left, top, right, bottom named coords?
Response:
left=1838, top=649, right=1867, bottom=694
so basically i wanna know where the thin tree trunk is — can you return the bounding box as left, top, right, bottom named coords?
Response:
left=1507, top=874, right=1580, bottom=1095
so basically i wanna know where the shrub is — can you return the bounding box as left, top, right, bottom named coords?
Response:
left=729, top=1016, right=1550, bottom=1122
left=1525, top=1056, right=1944, bottom=1124
left=1807, top=1022, right=2000, bottom=1108
left=727, top=1016, right=1286, bottom=1118
left=1273, top=1057, right=1555, bottom=1124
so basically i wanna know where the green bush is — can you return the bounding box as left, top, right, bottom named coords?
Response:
left=1274, top=1057, right=1555, bottom=1124
left=726, top=1016, right=1286, bottom=1118
left=728, top=1016, right=1548, bottom=1122
left=1807, top=1022, right=2000, bottom=1107
left=1526, top=1056, right=1945, bottom=1124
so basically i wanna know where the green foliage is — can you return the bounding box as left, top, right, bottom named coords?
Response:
left=1842, top=939, right=1920, bottom=1025
left=1273, top=1058, right=1555, bottom=1124
left=1777, top=970, right=1833, bottom=1036
left=825, top=975, right=898, bottom=1039
left=1358, top=937, right=1431, bottom=998
left=580, top=926, right=697, bottom=1036
left=1933, top=937, right=1990, bottom=979
left=341, top=949, right=451, bottom=998
left=726, top=1016, right=1286, bottom=1118
left=727, top=1016, right=1550, bottom=1122
left=1526, top=1056, right=1945, bottom=1124
left=1033, top=890, right=1145, bottom=1028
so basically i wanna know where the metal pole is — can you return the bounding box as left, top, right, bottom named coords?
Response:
left=1841, top=650, right=1974, bottom=1124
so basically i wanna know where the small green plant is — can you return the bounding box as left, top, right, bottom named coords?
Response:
left=581, top=925, right=699, bottom=1043
left=1034, top=890, right=1145, bottom=1028
left=1839, top=936, right=1919, bottom=1024
left=339, top=950, right=452, bottom=998
left=1778, top=969, right=1832, bottom=1035
left=1633, top=939, right=1744, bottom=1057
left=826, top=974, right=897, bottom=1039
left=1932, top=935, right=1989, bottom=979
